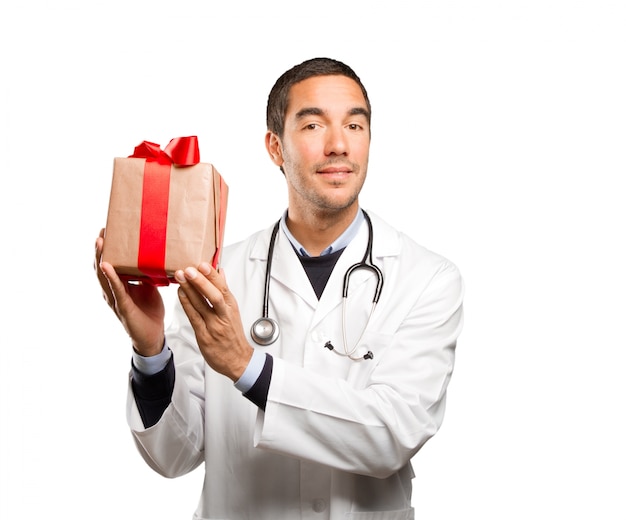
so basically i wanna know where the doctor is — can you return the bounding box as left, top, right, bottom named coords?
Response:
left=96, top=57, right=464, bottom=520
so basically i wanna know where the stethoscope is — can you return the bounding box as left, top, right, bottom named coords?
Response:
left=250, top=211, right=384, bottom=361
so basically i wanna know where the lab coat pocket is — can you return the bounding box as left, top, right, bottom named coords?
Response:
left=347, top=331, right=394, bottom=387
left=358, top=330, right=394, bottom=359
left=344, top=507, right=414, bottom=519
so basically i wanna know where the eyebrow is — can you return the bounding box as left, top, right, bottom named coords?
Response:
left=295, top=106, right=370, bottom=120
left=348, top=107, right=370, bottom=119
left=295, top=107, right=324, bottom=119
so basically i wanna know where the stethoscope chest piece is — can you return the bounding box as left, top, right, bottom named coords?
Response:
left=251, top=317, right=279, bottom=346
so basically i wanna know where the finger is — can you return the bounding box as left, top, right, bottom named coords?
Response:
left=196, top=263, right=233, bottom=317
left=94, top=230, right=105, bottom=272
left=175, top=268, right=218, bottom=315
left=183, top=265, right=224, bottom=300
left=177, top=286, right=207, bottom=331
left=95, top=231, right=115, bottom=306
left=100, top=261, right=129, bottom=314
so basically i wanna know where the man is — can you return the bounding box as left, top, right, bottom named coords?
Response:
left=95, top=57, right=464, bottom=520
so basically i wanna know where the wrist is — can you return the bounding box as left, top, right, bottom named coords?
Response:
left=133, top=336, right=165, bottom=357
left=228, top=346, right=254, bottom=382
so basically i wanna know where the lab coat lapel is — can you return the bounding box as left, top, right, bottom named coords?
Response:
left=311, top=212, right=401, bottom=330
left=310, top=218, right=373, bottom=330
left=266, top=229, right=319, bottom=310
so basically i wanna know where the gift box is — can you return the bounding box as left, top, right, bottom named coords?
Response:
left=101, top=136, right=228, bottom=285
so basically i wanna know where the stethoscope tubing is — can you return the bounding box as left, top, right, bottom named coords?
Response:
left=262, top=221, right=280, bottom=319
left=251, top=211, right=384, bottom=359
left=342, top=212, right=384, bottom=302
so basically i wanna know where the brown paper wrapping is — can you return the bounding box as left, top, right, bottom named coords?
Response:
left=101, top=157, right=228, bottom=283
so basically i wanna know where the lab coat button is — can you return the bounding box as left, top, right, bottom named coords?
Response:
left=312, top=498, right=327, bottom=512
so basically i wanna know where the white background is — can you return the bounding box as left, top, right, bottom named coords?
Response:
left=1, top=1, right=625, bottom=518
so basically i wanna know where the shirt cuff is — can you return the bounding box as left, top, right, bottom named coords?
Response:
left=234, top=348, right=266, bottom=393
left=132, top=340, right=171, bottom=376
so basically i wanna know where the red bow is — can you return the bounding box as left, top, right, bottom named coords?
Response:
left=130, top=135, right=200, bottom=166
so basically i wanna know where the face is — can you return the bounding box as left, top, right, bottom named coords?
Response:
left=266, top=75, right=371, bottom=218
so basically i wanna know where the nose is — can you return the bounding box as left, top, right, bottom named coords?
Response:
left=324, top=125, right=349, bottom=156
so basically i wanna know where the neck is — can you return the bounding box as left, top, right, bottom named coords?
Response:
left=286, top=205, right=359, bottom=257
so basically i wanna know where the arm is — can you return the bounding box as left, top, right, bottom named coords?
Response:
left=256, top=261, right=464, bottom=478
left=125, top=288, right=210, bottom=477
left=130, top=347, right=175, bottom=427
left=172, top=255, right=463, bottom=479
left=95, top=229, right=204, bottom=477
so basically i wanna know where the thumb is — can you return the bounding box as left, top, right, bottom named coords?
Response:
left=100, top=261, right=129, bottom=308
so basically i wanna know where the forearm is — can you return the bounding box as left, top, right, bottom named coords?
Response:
left=127, top=369, right=205, bottom=478
left=255, top=264, right=464, bottom=478
left=131, top=352, right=175, bottom=428
left=132, top=347, right=273, bottom=428
left=255, top=356, right=449, bottom=478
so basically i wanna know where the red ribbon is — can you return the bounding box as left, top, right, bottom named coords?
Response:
left=130, top=136, right=200, bottom=285
left=131, top=136, right=200, bottom=167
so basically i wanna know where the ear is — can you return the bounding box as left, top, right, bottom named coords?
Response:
left=265, top=131, right=284, bottom=167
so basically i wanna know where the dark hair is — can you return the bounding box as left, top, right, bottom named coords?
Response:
left=266, top=57, right=371, bottom=138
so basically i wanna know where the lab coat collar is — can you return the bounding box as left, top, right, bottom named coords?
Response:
left=248, top=211, right=401, bottom=316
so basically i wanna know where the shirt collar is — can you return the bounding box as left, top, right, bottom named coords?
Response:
left=280, top=209, right=365, bottom=257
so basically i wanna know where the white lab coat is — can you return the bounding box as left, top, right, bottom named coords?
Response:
left=127, top=211, right=464, bottom=520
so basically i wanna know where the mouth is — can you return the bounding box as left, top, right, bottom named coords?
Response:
left=317, top=165, right=352, bottom=175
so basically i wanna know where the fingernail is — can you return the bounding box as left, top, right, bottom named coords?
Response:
left=184, top=267, right=198, bottom=279
left=198, top=262, right=211, bottom=275
left=174, top=270, right=186, bottom=283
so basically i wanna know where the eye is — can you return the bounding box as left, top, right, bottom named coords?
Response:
left=348, top=123, right=363, bottom=131
left=305, top=123, right=319, bottom=130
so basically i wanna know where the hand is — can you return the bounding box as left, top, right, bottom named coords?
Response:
left=94, top=229, right=165, bottom=356
left=175, top=262, right=253, bottom=382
